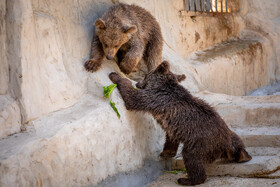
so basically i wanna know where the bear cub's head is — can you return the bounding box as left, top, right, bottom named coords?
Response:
left=94, top=18, right=137, bottom=60
left=136, top=61, right=186, bottom=89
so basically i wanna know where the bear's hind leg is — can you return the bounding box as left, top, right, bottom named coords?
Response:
left=178, top=148, right=207, bottom=186
left=160, top=134, right=179, bottom=158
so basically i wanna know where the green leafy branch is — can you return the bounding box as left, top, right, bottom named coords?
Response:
left=103, top=84, right=120, bottom=118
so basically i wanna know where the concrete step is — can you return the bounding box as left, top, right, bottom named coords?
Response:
left=196, top=92, right=280, bottom=128
left=188, top=38, right=272, bottom=96
left=171, top=147, right=280, bottom=178
left=0, top=95, right=21, bottom=139
left=216, top=97, right=280, bottom=128
left=233, top=127, right=280, bottom=147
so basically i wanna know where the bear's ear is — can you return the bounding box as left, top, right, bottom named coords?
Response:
left=94, top=18, right=106, bottom=29
left=156, top=61, right=170, bottom=74
left=123, top=25, right=137, bottom=34
left=175, top=74, right=186, bottom=82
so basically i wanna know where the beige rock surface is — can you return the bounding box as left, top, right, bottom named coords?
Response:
left=0, top=95, right=21, bottom=139
left=0, top=91, right=165, bottom=186
left=0, top=1, right=8, bottom=95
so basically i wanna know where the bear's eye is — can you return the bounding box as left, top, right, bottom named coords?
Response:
left=114, top=45, right=118, bottom=48
left=104, top=44, right=108, bottom=48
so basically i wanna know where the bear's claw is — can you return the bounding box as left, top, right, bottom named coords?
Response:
left=84, top=59, right=101, bottom=72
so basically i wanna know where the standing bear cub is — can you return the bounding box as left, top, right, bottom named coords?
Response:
left=85, top=3, right=163, bottom=74
left=109, top=61, right=252, bottom=186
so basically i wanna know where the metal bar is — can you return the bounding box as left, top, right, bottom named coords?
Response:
left=221, top=0, right=223, bottom=13
left=195, top=0, right=200, bottom=12
left=203, top=0, right=206, bottom=12
left=185, top=0, right=189, bottom=11
left=226, top=0, right=228, bottom=12
left=230, top=0, right=233, bottom=12
left=215, top=0, right=218, bottom=12
left=190, top=0, right=195, bottom=11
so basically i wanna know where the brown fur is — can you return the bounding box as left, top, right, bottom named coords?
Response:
left=84, top=3, right=163, bottom=74
left=109, top=61, right=252, bottom=186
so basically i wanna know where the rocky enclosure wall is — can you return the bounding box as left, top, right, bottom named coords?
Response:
left=1, top=0, right=280, bottom=186
left=0, top=1, right=8, bottom=95
left=1, top=0, right=249, bottom=122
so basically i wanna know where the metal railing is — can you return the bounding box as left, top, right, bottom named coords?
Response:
left=184, top=0, right=239, bottom=13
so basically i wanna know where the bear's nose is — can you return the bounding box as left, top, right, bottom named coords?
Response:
left=106, top=55, right=113, bottom=60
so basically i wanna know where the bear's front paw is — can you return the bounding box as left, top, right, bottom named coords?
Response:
left=109, top=72, right=121, bottom=83
left=84, top=59, right=102, bottom=72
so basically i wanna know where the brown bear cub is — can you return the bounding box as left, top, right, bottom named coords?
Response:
left=109, top=61, right=252, bottom=186
left=85, top=3, right=163, bottom=74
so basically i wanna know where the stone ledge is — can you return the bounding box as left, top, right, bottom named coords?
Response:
left=0, top=94, right=164, bottom=186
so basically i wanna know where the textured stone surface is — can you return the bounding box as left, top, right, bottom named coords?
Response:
left=215, top=95, right=280, bottom=128
left=120, top=0, right=244, bottom=58
left=6, top=0, right=113, bottom=122
left=240, top=0, right=280, bottom=82
left=0, top=0, right=8, bottom=95
left=0, top=95, right=21, bottom=139
left=189, top=39, right=271, bottom=96
left=1, top=0, right=280, bottom=186
left=0, top=92, right=165, bottom=187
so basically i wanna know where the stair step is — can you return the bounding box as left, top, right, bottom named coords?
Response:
left=233, top=127, right=280, bottom=147
left=215, top=95, right=280, bottom=128
left=171, top=147, right=280, bottom=177
left=189, top=39, right=271, bottom=96
left=0, top=95, right=21, bottom=139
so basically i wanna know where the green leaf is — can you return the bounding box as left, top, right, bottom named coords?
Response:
left=103, top=84, right=120, bottom=118
left=110, top=102, right=120, bottom=118
left=103, top=84, right=117, bottom=99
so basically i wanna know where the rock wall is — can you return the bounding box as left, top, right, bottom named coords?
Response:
left=240, top=0, right=280, bottom=82
left=0, top=1, right=8, bottom=95
left=121, top=0, right=244, bottom=58
left=4, top=0, right=205, bottom=122
left=1, top=0, right=280, bottom=186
